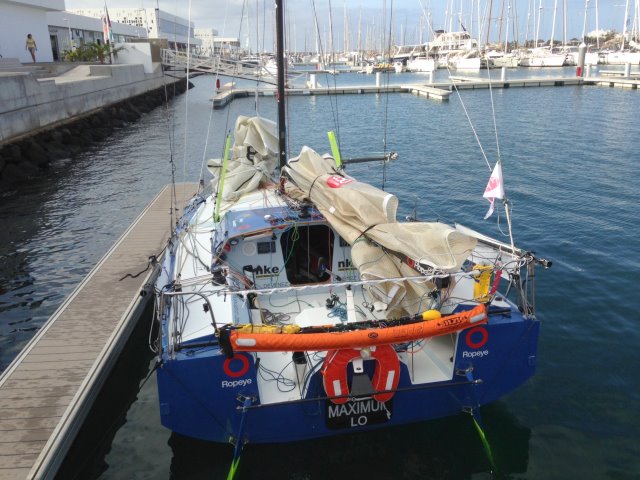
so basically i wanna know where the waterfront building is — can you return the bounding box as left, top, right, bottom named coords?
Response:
left=214, top=37, right=241, bottom=57
left=46, top=11, right=147, bottom=61
left=71, top=8, right=201, bottom=52
left=0, top=0, right=65, bottom=63
left=194, top=29, right=240, bottom=57
left=194, top=28, right=218, bottom=56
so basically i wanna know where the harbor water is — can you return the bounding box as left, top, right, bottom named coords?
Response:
left=1, top=69, right=639, bottom=479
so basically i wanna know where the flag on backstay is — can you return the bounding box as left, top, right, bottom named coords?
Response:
left=483, top=162, right=504, bottom=219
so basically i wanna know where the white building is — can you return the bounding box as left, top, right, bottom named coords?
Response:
left=214, top=37, right=241, bottom=57
left=47, top=11, right=146, bottom=61
left=0, top=0, right=65, bottom=63
left=194, top=29, right=241, bottom=57
left=71, top=8, right=200, bottom=51
left=194, top=28, right=218, bottom=56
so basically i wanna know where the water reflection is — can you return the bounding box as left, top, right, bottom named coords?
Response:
left=168, top=402, right=530, bottom=479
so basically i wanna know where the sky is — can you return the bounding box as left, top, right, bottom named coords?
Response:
left=64, top=0, right=637, bottom=50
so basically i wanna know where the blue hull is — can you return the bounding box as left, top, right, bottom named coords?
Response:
left=157, top=311, right=539, bottom=443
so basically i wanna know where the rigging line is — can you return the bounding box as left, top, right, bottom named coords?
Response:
left=254, top=0, right=260, bottom=113
left=181, top=0, right=193, bottom=192
left=284, top=1, right=292, bottom=160
left=198, top=0, right=232, bottom=186
left=485, top=58, right=502, bottom=161
left=381, top=0, right=395, bottom=191
left=261, top=0, right=266, bottom=58
left=418, top=0, right=436, bottom=40
left=243, top=0, right=260, bottom=112
left=446, top=65, right=492, bottom=171
left=482, top=61, right=516, bottom=250
left=161, top=71, right=177, bottom=231
left=158, top=52, right=178, bottom=227
left=220, top=0, right=249, bottom=149
left=310, top=0, right=340, bottom=137
left=198, top=97, right=216, bottom=190
left=327, top=0, right=341, bottom=141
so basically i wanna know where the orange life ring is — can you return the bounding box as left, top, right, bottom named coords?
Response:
left=321, top=345, right=400, bottom=404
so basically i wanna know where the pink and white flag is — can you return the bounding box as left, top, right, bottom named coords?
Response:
left=102, top=3, right=113, bottom=45
left=483, top=162, right=505, bottom=219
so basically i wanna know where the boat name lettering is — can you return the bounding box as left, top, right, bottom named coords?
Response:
left=253, top=265, right=280, bottom=277
left=328, top=399, right=385, bottom=418
left=462, top=350, right=489, bottom=358
left=221, top=379, right=253, bottom=388
left=325, top=398, right=393, bottom=430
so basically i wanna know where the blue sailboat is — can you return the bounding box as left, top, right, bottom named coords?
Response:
left=153, top=0, right=550, bottom=446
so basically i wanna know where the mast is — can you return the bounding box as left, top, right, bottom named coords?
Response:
left=563, top=0, right=567, bottom=46
left=505, top=2, right=511, bottom=53
left=595, top=0, right=599, bottom=49
left=622, top=0, right=630, bottom=50
left=535, top=0, right=542, bottom=48
left=276, top=0, right=287, bottom=170
left=550, top=0, right=557, bottom=48
left=581, top=0, right=589, bottom=41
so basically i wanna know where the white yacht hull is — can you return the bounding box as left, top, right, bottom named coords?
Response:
left=520, top=54, right=566, bottom=67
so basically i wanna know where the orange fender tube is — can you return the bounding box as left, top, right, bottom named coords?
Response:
left=230, top=304, right=487, bottom=352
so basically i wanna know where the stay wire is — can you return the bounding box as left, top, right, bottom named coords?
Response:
left=485, top=61, right=502, bottom=162
left=327, top=0, right=341, bottom=142
left=446, top=65, right=492, bottom=171
left=198, top=0, right=231, bottom=187
left=310, top=0, right=341, bottom=141
left=214, top=0, right=249, bottom=181
left=159, top=51, right=177, bottom=231
left=182, top=0, right=193, bottom=187
left=382, top=0, right=395, bottom=190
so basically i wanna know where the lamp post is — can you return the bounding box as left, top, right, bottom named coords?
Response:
left=63, top=18, right=73, bottom=51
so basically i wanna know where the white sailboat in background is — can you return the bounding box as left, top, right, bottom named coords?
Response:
left=483, top=0, right=521, bottom=68
left=406, top=55, right=439, bottom=72
left=602, top=0, right=640, bottom=64
left=519, top=0, right=567, bottom=66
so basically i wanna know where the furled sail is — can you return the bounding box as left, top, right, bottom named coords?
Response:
left=207, top=116, right=278, bottom=202
left=283, top=147, right=477, bottom=316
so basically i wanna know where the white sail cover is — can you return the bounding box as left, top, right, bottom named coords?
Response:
left=207, top=116, right=278, bottom=202
left=284, top=147, right=477, bottom=315
left=284, top=146, right=398, bottom=244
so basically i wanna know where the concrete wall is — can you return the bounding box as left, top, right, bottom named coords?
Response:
left=0, top=0, right=64, bottom=63
left=0, top=63, right=179, bottom=143
left=114, top=42, right=154, bottom=73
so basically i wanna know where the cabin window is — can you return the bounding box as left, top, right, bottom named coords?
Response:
left=280, top=225, right=334, bottom=285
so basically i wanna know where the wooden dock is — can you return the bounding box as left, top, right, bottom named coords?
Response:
left=0, top=183, right=197, bottom=480
left=211, top=74, right=638, bottom=108
left=212, top=84, right=415, bottom=108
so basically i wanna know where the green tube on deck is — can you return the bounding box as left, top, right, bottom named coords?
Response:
left=327, top=131, right=342, bottom=168
left=214, top=133, right=232, bottom=222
